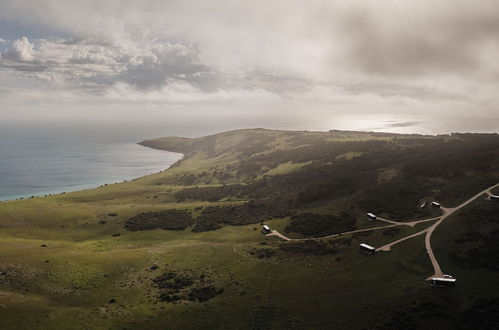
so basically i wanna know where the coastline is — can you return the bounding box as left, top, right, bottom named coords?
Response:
left=4, top=127, right=498, bottom=203
left=0, top=142, right=184, bottom=203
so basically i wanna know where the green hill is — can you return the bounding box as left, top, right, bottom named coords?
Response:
left=1, top=129, right=499, bottom=329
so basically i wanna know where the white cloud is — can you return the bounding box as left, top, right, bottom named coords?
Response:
left=0, top=0, right=498, bottom=126
left=105, top=81, right=281, bottom=104
left=0, top=36, right=209, bottom=93
left=2, top=37, right=34, bottom=61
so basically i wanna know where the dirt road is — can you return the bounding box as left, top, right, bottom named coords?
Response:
left=266, top=224, right=401, bottom=242
left=377, top=216, right=441, bottom=227
left=377, top=182, right=499, bottom=278
left=266, top=230, right=291, bottom=241
left=267, top=182, right=499, bottom=279
left=268, top=215, right=442, bottom=243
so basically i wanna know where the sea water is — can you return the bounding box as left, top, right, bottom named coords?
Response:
left=0, top=122, right=183, bottom=201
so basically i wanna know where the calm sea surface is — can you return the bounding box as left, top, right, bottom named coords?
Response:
left=0, top=123, right=183, bottom=201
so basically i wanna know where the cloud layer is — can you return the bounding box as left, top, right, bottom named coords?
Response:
left=0, top=0, right=498, bottom=127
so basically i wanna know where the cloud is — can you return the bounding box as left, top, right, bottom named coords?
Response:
left=0, top=0, right=498, bottom=126
left=0, top=36, right=211, bottom=93
left=336, top=1, right=499, bottom=77
left=116, top=42, right=209, bottom=89
left=2, top=37, right=33, bottom=61
left=2, top=1, right=498, bottom=80
left=105, top=80, right=281, bottom=104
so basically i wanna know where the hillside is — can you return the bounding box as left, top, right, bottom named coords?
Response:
left=1, top=128, right=499, bottom=329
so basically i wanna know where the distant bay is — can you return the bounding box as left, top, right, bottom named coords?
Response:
left=0, top=123, right=182, bottom=201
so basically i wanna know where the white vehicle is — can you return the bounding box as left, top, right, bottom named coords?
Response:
left=490, top=195, right=499, bottom=201
left=366, top=213, right=377, bottom=221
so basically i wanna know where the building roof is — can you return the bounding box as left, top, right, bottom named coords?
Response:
left=430, top=277, right=456, bottom=282
left=360, top=243, right=375, bottom=250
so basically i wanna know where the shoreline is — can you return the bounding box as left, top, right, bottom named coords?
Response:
left=3, top=127, right=498, bottom=203
left=0, top=142, right=184, bottom=203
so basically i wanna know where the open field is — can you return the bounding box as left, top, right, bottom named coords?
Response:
left=1, top=129, right=499, bottom=329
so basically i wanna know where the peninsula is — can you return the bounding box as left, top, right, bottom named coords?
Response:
left=1, top=129, right=499, bottom=329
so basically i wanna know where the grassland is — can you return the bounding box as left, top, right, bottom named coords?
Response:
left=1, top=128, right=499, bottom=329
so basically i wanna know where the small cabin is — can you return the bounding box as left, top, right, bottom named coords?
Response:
left=261, top=225, right=271, bottom=234
left=428, top=277, right=456, bottom=287
left=490, top=195, right=499, bottom=201
left=359, top=243, right=376, bottom=255
left=431, top=202, right=441, bottom=208
left=366, top=213, right=377, bottom=221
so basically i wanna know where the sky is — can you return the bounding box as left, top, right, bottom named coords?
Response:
left=1, top=1, right=498, bottom=133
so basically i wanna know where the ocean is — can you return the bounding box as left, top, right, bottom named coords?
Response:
left=0, top=122, right=183, bottom=201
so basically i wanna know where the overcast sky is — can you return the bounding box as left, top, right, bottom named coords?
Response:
left=1, top=1, right=498, bottom=132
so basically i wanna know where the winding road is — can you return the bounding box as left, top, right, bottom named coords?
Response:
left=267, top=182, right=499, bottom=279
left=267, top=224, right=401, bottom=241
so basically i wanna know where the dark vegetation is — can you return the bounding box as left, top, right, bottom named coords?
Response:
left=187, top=286, right=225, bottom=303
left=382, top=227, right=401, bottom=237
left=0, top=264, right=35, bottom=290
left=125, top=202, right=282, bottom=233
left=358, top=177, right=438, bottom=220
left=371, top=298, right=499, bottom=330
left=285, top=212, right=356, bottom=236
left=446, top=201, right=499, bottom=271
left=451, top=229, right=499, bottom=271
left=371, top=300, right=452, bottom=330
left=153, top=271, right=194, bottom=290
left=456, top=298, right=499, bottom=330
left=249, top=248, right=275, bottom=259
left=152, top=270, right=224, bottom=303
left=161, top=132, right=499, bottom=225
left=129, top=132, right=499, bottom=236
left=193, top=201, right=284, bottom=232
left=125, top=210, right=194, bottom=231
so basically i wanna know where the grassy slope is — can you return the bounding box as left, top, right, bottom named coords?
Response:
left=0, top=129, right=498, bottom=329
